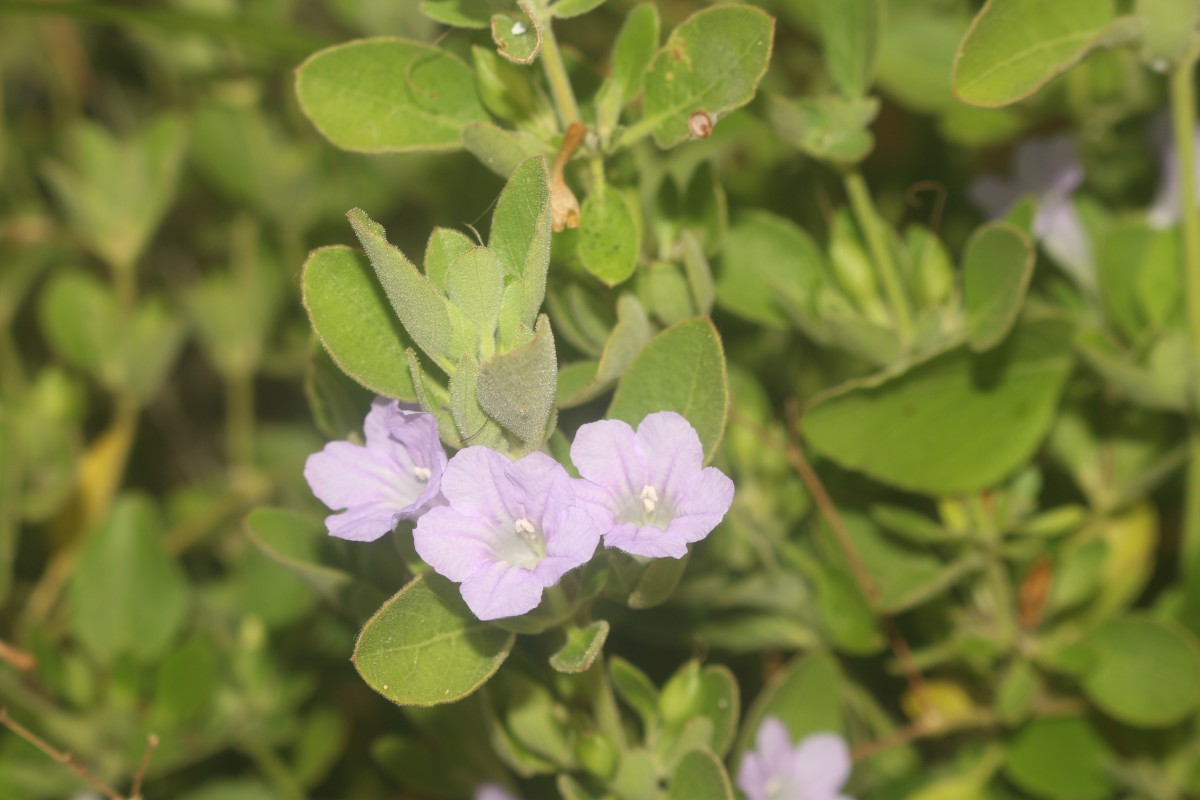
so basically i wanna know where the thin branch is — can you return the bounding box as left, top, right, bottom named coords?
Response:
left=128, top=733, right=158, bottom=800
left=0, top=639, right=35, bottom=671
left=0, top=707, right=124, bottom=800
left=780, top=400, right=930, bottom=704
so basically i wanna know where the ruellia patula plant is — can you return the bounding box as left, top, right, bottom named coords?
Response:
left=4, top=0, right=1200, bottom=797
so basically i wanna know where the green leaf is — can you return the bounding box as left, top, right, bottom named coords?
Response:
left=639, top=4, right=775, bottom=148
left=421, top=0, right=514, bottom=28
left=818, top=0, right=881, bottom=98
left=717, top=211, right=827, bottom=329
left=490, top=156, right=553, bottom=326
left=736, top=652, right=843, bottom=765
left=766, top=93, right=878, bottom=164
left=549, top=620, right=610, bottom=673
left=463, top=121, right=548, bottom=178
left=296, top=38, right=487, bottom=153
left=491, top=1, right=541, bottom=64
left=303, top=245, right=418, bottom=401
left=67, top=494, right=189, bottom=664
left=952, top=0, right=1117, bottom=107
left=1004, top=717, right=1113, bottom=800
left=348, top=208, right=456, bottom=373
left=597, top=3, right=661, bottom=134
left=609, top=318, right=729, bottom=461
left=558, top=294, right=653, bottom=408
left=995, top=658, right=1039, bottom=725
left=1136, top=0, right=1200, bottom=66
left=38, top=271, right=124, bottom=386
left=186, top=258, right=283, bottom=379
left=477, top=315, right=558, bottom=448
left=669, top=750, right=734, bottom=800
left=43, top=115, right=186, bottom=273
left=423, top=227, right=476, bottom=295
left=579, top=185, right=641, bottom=286
left=802, top=319, right=1074, bottom=494
left=125, top=298, right=185, bottom=405
left=154, top=636, right=218, bottom=724
left=446, top=247, right=505, bottom=345
left=353, top=571, right=515, bottom=706
left=628, top=552, right=691, bottom=609
left=610, top=656, right=660, bottom=726
left=1081, top=616, right=1200, bottom=727
left=244, top=507, right=359, bottom=606
left=552, top=0, right=607, bottom=18
left=962, top=222, right=1035, bottom=351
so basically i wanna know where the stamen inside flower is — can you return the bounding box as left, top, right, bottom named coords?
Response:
left=640, top=484, right=659, bottom=514
left=412, top=465, right=432, bottom=482
left=489, top=516, right=547, bottom=569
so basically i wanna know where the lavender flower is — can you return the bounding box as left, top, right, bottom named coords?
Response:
left=304, top=398, right=446, bottom=542
left=570, top=411, right=734, bottom=559
left=737, top=717, right=853, bottom=800
left=412, top=447, right=601, bottom=621
left=474, top=784, right=519, bottom=800
left=969, top=134, right=1093, bottom=291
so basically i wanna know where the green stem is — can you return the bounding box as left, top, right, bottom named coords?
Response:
left=239, top=740, right=305, bottom=800
left=0, top=325, right=26, bottom=396
left=225, top=372, right=255, bottom=469
left=1172, top=52, right=1200, bottom=601
left=844, top=171, right=914, bottom=342
left=535, top=5, right=580, bottom=128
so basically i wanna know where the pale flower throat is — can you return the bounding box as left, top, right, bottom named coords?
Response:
left=491, top=516, right=547, bottom=570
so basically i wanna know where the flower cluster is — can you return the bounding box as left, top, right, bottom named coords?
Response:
left=737, top=717, right=854, bottom=800
left=304, top=401, right=735, bottom=620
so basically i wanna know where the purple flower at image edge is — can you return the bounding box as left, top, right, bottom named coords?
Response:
left=737, top=716, right=853, bottom=800
left=413, top=447, right=601, bottom=621
left=304, top=397, right=447, bottom=542
left=474, top=784, right=519, bottom=800
left=570, top=411, right=734, bottom=559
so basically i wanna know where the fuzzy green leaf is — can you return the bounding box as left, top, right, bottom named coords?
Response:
left=353, top=571, right=515, bottom=707
left=639, top=5, right=775, bottom=148
left=818, top=0, right=882, bottom=98
left=490, top=156, right=553, bottom=326
left=296, top=38, right=487, bottom=152
left=477, top=315, right=558, bottom=448
left=579, top=186, right=641, bottom=286
left=303, top=245, right=417, bottom=401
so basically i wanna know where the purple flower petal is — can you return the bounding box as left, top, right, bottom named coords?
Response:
left=737, top=717, right=854, bottom=800
left=571, top=418, right=643, bottom=501
left=440, top=446, right=520, bottom=523
left=322, top=502, right=405, bottom=543
left=635, top=411, right=705, bottom=501
left=602, top=522, right=689, bottom=559
left=460, top=560, right=544, bottom=620
left=572, top=412, right=733, bottom=559
left=304, top=442, right=415, bottom=511
left=474, top=784, right=519, bottom=800
left=790, top=733, right=852, bottom=798
left=534, top=504, right=601, bottom=585
left=416, top=448, right=600, bottom=620
left=411, top=506, right=497, bottom=581
left=505, top=451, right=575, bottom=529
left=362, top=396, right=396, bottom=447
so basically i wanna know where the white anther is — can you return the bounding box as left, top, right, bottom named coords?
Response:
left=515, top=517, right=537, bottom=537
left=640, top=484, right=659, bottom=515
left=511, top=21, right=526, bottom=35
left=413, top=465, right=432, bottom=482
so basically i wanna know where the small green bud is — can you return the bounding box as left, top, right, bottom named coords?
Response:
left=574, top=729, right=619, bottom=780
left=659, top=660, right=702, bottom=726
